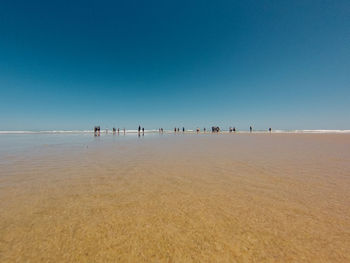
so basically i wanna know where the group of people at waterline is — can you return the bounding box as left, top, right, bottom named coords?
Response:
left=94, top=125, right=272, bottom=136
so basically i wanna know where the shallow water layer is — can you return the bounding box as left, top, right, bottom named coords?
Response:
left=1, top=133, right=350, bottom=262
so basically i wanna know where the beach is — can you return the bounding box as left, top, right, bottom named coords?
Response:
left=0, top=133, right=349, bottom=262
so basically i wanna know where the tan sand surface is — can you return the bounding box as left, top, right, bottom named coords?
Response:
left=0, top=133, right=350, bottom=262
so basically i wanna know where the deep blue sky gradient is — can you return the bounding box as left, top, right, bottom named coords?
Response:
left=0, top=0, right=349, bottom=130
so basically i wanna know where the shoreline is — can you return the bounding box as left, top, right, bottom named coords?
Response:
left=1, top=129, right=350, bottom=134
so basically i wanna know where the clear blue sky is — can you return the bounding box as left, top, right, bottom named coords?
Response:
left=0, top=0, right=349, bottom=130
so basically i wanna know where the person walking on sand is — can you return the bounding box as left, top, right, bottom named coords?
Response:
left=269, top=127, right=272, bottom=132
left=250, top=126, right=253, bottom=133
left=183, top=127, right=185, bottom=132
left=94, top=126, right=101, bottom=136
left=138, top=125, right=141, bottom=134
left=142, top=127, right=145, bottom=135
left=233, top=127, right=236, bottom=133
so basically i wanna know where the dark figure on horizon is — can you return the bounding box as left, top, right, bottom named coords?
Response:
left=177, top=128, right=180, bottom=132
left=229, top=127, right=233, bottom=132
left=113, top=127, right=116, bottom=135
left=212, top=126, right=220, bottom=133
left=138, top=125, right=141, bottom=133
left=142, top=127, right=145, bottom=135
left=196, top=128, right=200, bottom=133
left=174, top=127, right=177, bottom=133
left=204, top=128, right=206, bottom=133
left=269, top=127, right=272, bottom=132
left=250, top=126, right=253, bottom=133
left=233, top=127, right=236, bottom=133
left=123, top=128, right=126, bottom=135
left=183, top=127, right=185, bottom=132
left=94, top=126, right=101, bottom=136
left=117, top=128, right=120, bottom=135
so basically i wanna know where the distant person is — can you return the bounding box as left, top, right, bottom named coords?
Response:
left=177, top=128, right=180, bottom=132
left=117, top=128, right=120, bottom=135
left=269, top=127, right=272, bottom=132
left=142, top=127, right=145, bottom=134
left=250, top=126, right=252, bottom=133
left=123, top=128, right=126, bottom=135
left=174, top=127, right=177, bottom=133
left=182, top=127, right=185, bottom=132
left=229, top=127, right=232, bottom=132
left=94, top=126, right=101, bottom=136
left=233, top=127, right=236, bottom=133
left=204, top=128, right=206, bottom=133
left=196, top=128, right=200, bottom=133
left=138, top=125, right=141, bottom=133
left=113, top=127, right=116, bottom=135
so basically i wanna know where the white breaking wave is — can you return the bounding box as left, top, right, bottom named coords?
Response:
left=271, top=130, right=350, bottom=134
left=0, top=130, right=350, bottom=134
left=0, top=129, right=162, bottom=134
left=0, top=130, right=93, bottom=134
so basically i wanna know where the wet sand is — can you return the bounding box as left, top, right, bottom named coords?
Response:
left=0, top=133, right=350, bottom=262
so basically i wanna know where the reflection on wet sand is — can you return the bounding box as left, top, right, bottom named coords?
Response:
left=1, top=134, right=350, bottom=262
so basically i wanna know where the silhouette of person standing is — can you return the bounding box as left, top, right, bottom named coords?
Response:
left=250, top=126, right=252, bottom=133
